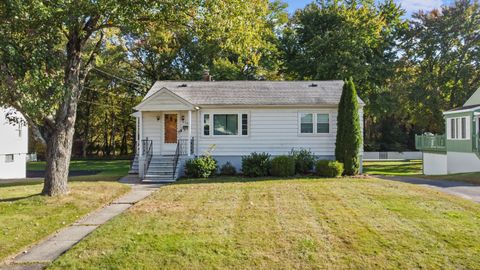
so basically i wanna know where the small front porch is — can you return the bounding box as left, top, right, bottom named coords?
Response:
left=131, top=109, right=197, bottom=182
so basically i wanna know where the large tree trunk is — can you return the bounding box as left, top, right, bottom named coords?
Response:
left=42, top=124, right=76, bottom=195
left=42, top=29, right=84, bottom=196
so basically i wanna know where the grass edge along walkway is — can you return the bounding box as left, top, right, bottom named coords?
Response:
left=3, top=177, right=160, bottom=270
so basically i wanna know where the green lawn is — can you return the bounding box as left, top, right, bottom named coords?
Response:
left=363, top=160, right=422, bottom=176
left=50, top=177, right=480, bottom=270
left=27, top=159, right=131, bottom=180
left=0, top=181, right=130, bottom=263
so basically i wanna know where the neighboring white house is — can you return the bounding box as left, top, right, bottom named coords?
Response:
left=0, top=107, right=28, bottom=179
left=131, top=80, right=365, bottom=182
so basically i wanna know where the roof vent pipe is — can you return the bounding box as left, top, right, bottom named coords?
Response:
left=202, top=69, right=212, bottom=81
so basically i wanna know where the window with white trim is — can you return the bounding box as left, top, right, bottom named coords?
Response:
left=299, top=113, right=330, bottom=134
left=300, top=113, right=313, bottom=133
left=202, top=113, right=249, bottom=136
left=317, top=114, right=330, bottom=133
left=448, top=116, right=470, bottom=140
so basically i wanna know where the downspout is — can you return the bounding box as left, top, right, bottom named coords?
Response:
left=195, top=107, right=200, bottom=156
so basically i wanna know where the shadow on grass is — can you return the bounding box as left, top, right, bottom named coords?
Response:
left=0, top=174, right=122, bottom=189
left=0, top=193, right=40, bottom=202
left=172, top=175, right=352, bottom=185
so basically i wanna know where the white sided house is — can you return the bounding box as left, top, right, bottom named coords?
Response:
left=0, top=107, right=28, bottom=179
left=131, top=81, right=364, bottom=182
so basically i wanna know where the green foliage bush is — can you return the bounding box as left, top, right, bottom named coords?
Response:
left=219, top=162, right=237, bottom=176
left=315, top=160, right=344, bottom=178
left=185, top=156, right=217, bottom=178
left=241, top=152, right=271, bottom=177
left=290, top=148, right=315, bottom=174
left=270, top=155, right=296, bottom=177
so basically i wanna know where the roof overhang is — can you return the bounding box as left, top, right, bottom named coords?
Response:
left=443, top=106, right=480, bottom=115
left=134, top=87, right=195, bottom=111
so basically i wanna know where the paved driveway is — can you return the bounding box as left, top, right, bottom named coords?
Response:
left=380, top=176, right=480, bottom=203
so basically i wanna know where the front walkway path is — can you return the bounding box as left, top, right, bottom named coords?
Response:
left=1, top=176, right=161, bottom=270
left=379, top=176, right=480, bottom=203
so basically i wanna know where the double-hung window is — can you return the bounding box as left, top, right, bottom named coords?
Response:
left=203, top=113, right=249, bottom=136
left=448, top=116, right=470, bottom=140
left=300, top=113, right=330, bottom=134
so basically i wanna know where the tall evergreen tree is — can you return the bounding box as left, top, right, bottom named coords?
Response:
left=335, top=79, right=348, bottom=163
left=335, top=78, right=362, bottom=175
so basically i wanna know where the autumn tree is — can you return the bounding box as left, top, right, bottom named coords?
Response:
left=0, top=0, right=192, bottom=196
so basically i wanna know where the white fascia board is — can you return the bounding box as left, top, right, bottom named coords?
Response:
left=443, top=106, right=480, bottom=115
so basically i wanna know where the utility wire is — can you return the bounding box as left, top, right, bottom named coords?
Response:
left=91, top=67, right=149, bottom=92
left=83, top=86, right=131, bottom=99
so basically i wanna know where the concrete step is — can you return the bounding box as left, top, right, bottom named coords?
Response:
left=145, top=173, right=174, bottom=178
left=150, top=160, right=174, bottom=165
left=142, top=178, right=176, bottom=183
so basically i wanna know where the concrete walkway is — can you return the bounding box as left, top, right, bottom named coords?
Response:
left=380, top=176, right=480, bottom=203
left=1, top=176, right=161, bottom=270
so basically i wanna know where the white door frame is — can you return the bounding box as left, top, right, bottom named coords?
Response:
left=162, top=112, right=179, bottom=155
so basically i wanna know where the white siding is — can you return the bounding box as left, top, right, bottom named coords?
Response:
left=0, top=107, right=28, bottom=179
left=137, top=91, right=192, bottom=111
left=447, top=152, right=480, bottom=174
left=423, top=152, right=447, bottom=175
left=140, top=107, right=364, bottom=158
left=196, top=107, right=357, bottom=156
left=141, top=111, right=198, bottom=155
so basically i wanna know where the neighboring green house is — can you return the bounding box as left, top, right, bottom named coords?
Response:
left=416, top=87, right=480, bottom=175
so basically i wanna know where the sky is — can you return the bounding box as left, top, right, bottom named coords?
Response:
left=284, top=0, right=455, bottom=17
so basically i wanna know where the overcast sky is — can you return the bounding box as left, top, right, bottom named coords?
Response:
left=284, top=0, right=455, bottom=17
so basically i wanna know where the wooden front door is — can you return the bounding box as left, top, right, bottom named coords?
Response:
left=164, top=114, right=177, bottom=144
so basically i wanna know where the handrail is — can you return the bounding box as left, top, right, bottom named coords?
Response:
left=172, top=141, right=181, bottom=180
left=415, top=134, right=446, bottom=151
left=172, top=137, right=194, bottom=181
left=142, top=139, right=153, bottom=175
left=190, top=137, right=195, bottom=155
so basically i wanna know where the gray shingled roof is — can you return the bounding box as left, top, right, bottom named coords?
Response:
left=144, top=80, right=365, bottom=106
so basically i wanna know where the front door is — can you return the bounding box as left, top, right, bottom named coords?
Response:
left=164, top=114, right=178, bottom=144
left=162, top=113, right=178, bottom=155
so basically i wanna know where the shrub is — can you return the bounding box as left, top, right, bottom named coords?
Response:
left=241, top=152, right=271, bottom=177
left=270, top=156, right=295, bottom=177
left=315, top=160, right=344, bottom=178
left=219, top=162, right=237, bottom=176
left=290, top=148, right=315, bottom=174
left=185, top=156, right=217, bottom=178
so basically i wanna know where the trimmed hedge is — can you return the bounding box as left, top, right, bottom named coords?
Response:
left=315, top=160, right=344, bottom=178
left=241, top=152, right=271, bottom=177
left=185, top=156, right=217, bottom=178
left=290, top=148, right=315, bottom=174
left=219, top=162, right=237, bottom=176
left=270, top=155, right=295, bottom=177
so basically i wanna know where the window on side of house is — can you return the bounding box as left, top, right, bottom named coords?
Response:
left=461, top=117, right=467, bottom=139
left=300, top=113, right=314, bottom=134
left=450, top=118, right=456, bottom=139
left=203, top=114, right=210, bottom=136
left=5, top=154, right=14, bottom=163
left=213, top=114, right=238, bottom=135
left=241, top=114, right=248, bottom=135
left=317, top=114, right=330, bottom=133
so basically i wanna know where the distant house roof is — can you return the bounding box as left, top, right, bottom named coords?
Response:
left=143, top=81, right=365, bottom=106
left=444, top=104, right=480, bottom=115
